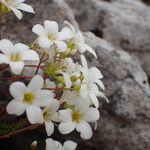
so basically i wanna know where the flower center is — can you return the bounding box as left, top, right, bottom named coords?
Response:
left=43, top=110, right=51, bottom=122
left=10, top=53, right=22, bottom=62
left=67, top=40, right=76, bottom=50
left=23, top=92, right=35, bottom=104
left=0, top=3, right=11, bottom=13
left=48, top=34, right=57, bottom=41
left=72, top=111, right=83, bottom=123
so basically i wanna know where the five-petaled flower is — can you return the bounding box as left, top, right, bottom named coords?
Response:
left=42, top=99, right=60, bottom=136
left=6, top=75, right=54, bottom=124
left=64, top=21, right=97, bottom=58
left=0, top=39, right=39, bottom=75
left=32, top=20, right=73, bottom=51
left=0, top=0, right=35, bottom=20
left=58, top=104, right=99, bottom=140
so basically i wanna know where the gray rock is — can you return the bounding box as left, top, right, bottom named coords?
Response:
left=77, top=32, right=150, bottom=150
left=1, top=0, right=78, bottom=43
left=65, top=0, right=150, bottom=76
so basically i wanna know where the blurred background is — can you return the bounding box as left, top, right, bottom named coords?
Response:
left=0, top=0, right=150, bottom=149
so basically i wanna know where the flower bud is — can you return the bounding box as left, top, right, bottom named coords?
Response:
left=30, top=141, right=37, bottom=150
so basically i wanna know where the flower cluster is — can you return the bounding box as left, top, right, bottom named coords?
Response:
left=0, top=0, right=34, bottom=20
left=0, top=20, right=107, bottom=150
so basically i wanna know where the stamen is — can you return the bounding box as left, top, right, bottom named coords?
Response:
left=23, top=92, right=35, bottom=104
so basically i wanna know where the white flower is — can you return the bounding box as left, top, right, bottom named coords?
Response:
left=42, top=99, right=60, bottom=136
left=46, top=138, right=77, bottom=150
left=62, top=90, right=91, bottom=108
left=58, top=104, right=99, bottom=140
left=58, top=58, right=81, bottom=88
left=1, top=0, right=35, bottom=20
left=62, top=58, right=81, bottom=77
left=64, top=21, right=97, bottom=58
left=6, top=75, right=53, bottom=124
left=80, top=83, right=104, bottom=108
left=32, top=20, right=73, bottom=50
left=80, top=55, right=104, bottom=89
left=79, top=55, right=108, bottom=108
left=0, top=39, right=39, bottom=75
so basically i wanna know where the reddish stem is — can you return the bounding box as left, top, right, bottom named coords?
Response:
left=43, top=87, right=71, bottom=91
left=35, top=53, right=45, bottom=74
left=25, top=65, right=46, bottom=69
left=41, top=56, right=48, bottom=63
left=0, top=76, right=33, bottom=81
left=0, top=124, right=42, bottom=140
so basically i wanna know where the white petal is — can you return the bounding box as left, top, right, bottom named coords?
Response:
left=51, top=112, right=60, bottom=122
left=63, top=141, right=77, bottom=150
left=0, top=39, right=14, bottom=55
left=10, top=7, right=23, bottom=20
left=0, top=54, right=9, bottom=64
left=16, top=3, right=34, bottom=13
left=59, top=109, right=72, bottom=121
left=80, top=84, right=88, bottom=98
left=6, top=100, right=25, bottom=116
left=84, top=107, right=100, bottom=122
left=9, top=81, right=26, bottom=99
left=77, top=43, right=86, bottom=53
left=89, top=94, right=99, bottom=108
left=49, top=99, right=60, bottom=113
left=38, top=36, right=52, bottom=48
left=97, top=92, right=109, bottom=103
left=90, top=67, right=103, bottom=79
left=77, top=31, right=85, bottom=43
left=14, top=43, right=29, bottom=51
left=44, top=20, right=58, bottom=34
left=75, top=97, right=90, bottom=113
left=45, top=138, right=57, bottom=150
left=64, top=21, right=76, bottom=34
left=59, top=122, right=75, bottom=134
left=62, top=91, right=76, bottom=105
left=9, top=61, right=25, bottom=75
left=26, top=106, right=43, bottom=124
left=57, top=27, right=73, bottom=40
left=84, top=44, right=97, bottom=58
left=76, top=121, right=92, bottom=140
left=27, top=75, right=44, bottom=93
left=55, top=141, right=63, bottom=149
left=55, top=41, right=67, bottom=52
left=45, top=121, right=54, bottom=136
left=80, top=54, right=88, bottom=69
left=22, top=50, right=39, bottom=61
left=35, top=90, right=52, bottom=107
left=62, top=72, right=72, bottom=88
left=16, top=0, right=25, bottom=2
left=32, top=24, right=46, bottom=36
left=95, top=79, right=105, bottom=90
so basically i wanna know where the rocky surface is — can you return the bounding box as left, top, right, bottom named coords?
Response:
left=1, top=0, right=78, bottom=43
left=65, top=0, right=150, bottom=76
left=1, top=0, right=150, bottom=150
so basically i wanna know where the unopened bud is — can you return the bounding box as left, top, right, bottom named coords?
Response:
left=31, top=141, right=37, bottom=150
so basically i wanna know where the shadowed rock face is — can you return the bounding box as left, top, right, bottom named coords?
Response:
left=1, top=0, right=150, bottom=150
